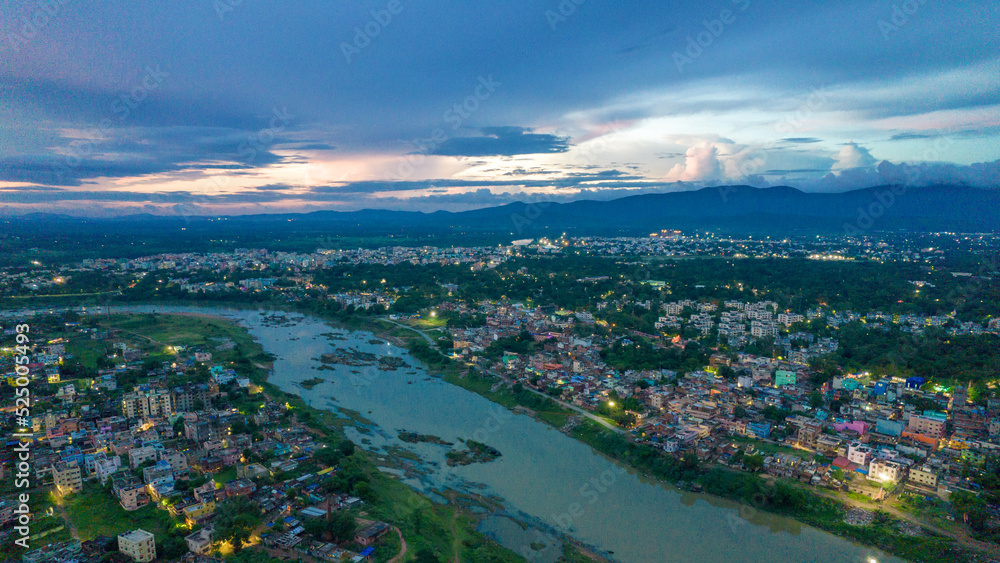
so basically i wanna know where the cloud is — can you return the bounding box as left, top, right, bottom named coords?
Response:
left=833, top=142, right=877, bottom=171
left=428, top=127, right=571, bottom=157
left=782, top=137, right=823, bottom=144
left=664, top=144, right=722, bottom=182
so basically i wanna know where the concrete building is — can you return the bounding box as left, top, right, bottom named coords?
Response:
left=121, top=388, right=172, bottom=419
left=868, top=459, right=906, bottom=483
left=908, top=465, right=938, bottom=489
left=118, top=529, right=156, bottom=563
left=847, top=442, right=873, bottom=466
left=907, top=412, right=946, bottom=439
left=52, top=460, right=83, bottom=495
left=185, top=526, right=214, bottom=555
left=128, top=446, right=158, bottom=469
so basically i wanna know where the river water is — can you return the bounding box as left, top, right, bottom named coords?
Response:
left=81, top=305, right=901, bottom=563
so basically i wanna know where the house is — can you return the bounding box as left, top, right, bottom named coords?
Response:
left=354, top=522, right=390, bottom=546
left=868, top=459, right=906, bottom=483
left=183, top=501, right=216, bottom=527
left=185, top=526, right=214, bottom=555
left=224, top=478, right=257, bottom=498
left=113, top=476, right=150, bottom=511
left=118, top=529, right=156, bottom=563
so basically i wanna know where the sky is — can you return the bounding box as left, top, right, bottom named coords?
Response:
left=1, top=0, right=998, bottom=216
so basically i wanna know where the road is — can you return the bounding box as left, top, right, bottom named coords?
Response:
left=380, top=318, right=436, bottom=345
left=525, top=386, right=626, bottom=434
left=485, top=368, right=626, bottom=435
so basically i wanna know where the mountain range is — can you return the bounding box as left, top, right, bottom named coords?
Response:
left=7, top=184, right=1000, bottom=235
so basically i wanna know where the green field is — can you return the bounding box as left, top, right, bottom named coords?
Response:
left=63, top=485, right=180, bottom=541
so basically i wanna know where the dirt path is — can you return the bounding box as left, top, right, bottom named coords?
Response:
left=54, top=504, right=80, bottom=541
left=387, top=526, right=408, bottom=563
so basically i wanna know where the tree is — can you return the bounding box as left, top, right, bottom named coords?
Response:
left=809, top=391, right=824, bottom=409
left=413, top=548, right=443, bottom=563
left=744, top=453, right=764, bottom=473
left=339, top=439, right=356, bottom=457
left=215, top=496, right=262, bottom=551
left=951, top=490, right=989, bottom=531
left=327, top=510, right=357, bottom=542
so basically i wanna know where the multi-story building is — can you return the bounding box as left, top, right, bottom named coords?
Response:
left=159, top=450, right=189, bottom=473
left=129, top=446, right=158, bottom=469
left=113, top=476, right=150, bottom=511
left=847, top=442, right=873, bottom=466
left=52, top=460, right=83, bottom=495
left=118, top=529, right=156, bottom=563
left=94, top=456, right=123, bottom=485
left=868, top=459, right=906, bottom=483
left=171, top=383, right=210, bottom=413
left=907, top=412, right=946, bottom=439
left=908, top=465, right=938, bottom=489
left=121, top=388, right=172, bottom=419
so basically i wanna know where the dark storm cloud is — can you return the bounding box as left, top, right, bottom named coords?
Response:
left=427, top=127, right=570, bottom=157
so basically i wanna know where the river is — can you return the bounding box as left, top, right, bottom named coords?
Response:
left=71, top=304, right=901, bottom=562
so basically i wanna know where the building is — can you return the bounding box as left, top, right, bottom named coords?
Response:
left=774, top=370, right=797, bottom=387
left=908, top=465, right=938, bottom=489
left=354, top=522, right=390, bottom=546
left=868, top=459, right=905, bottom=483
left=52, top=460, right=83, bottom=495
left=118, top=529, right=156, bottom=563
left=847, top=442, right=873, bottom=466
left=22, top=540, right=82, bottom=563
left=182, top=501, right=216, bottom=527
left=185, top=526, right=214, bottom=555
left=94, top=456, right=123, bottom=484
left=907, top=412, right=946, bottom=439
left=113, top=476, right=150, bottom=511
left=129, top=446, right=158, bottom=469
left=121, top=388, right=173, bottom=419
left=171, top=383, right=210, bottom=413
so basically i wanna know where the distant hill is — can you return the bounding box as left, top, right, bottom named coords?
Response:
left=6, top=184, right=999, bottom=235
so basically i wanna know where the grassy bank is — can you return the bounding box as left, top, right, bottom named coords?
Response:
left=84, top=311, right=600, bottom=563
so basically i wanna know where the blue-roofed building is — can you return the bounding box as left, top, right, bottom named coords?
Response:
left=873, top=380, right=890, bottom=396
left=906, top=377, right=925, bottom=389
left=746, top=421, right=772, bottom=439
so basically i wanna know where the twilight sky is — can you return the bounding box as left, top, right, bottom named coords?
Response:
left=1, top=0, right=998, bottom=216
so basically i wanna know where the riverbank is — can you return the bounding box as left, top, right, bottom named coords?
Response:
left=62, top=303, right=970, bottom=561
left=429, top=364, right=989, bottom=563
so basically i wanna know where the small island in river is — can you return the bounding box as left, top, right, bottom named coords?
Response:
left=398, top=430, right=454, bottom=446
left=299, top=377, right=325, bottom=389
left=446, top=440, right=502, bottom=466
